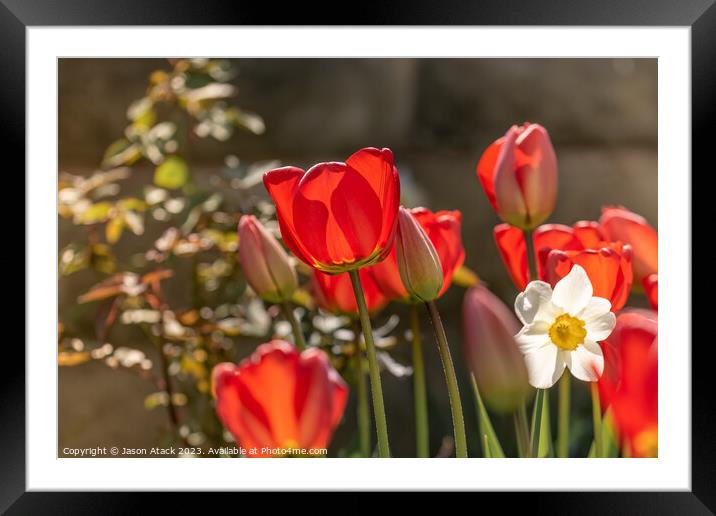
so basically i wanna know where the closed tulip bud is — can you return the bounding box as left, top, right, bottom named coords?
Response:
left=463, top=285, right=530, bottom=413
left=477, top=123, right=558, bottom=230
left=395, top=207, right=443, bottom=302
left=238, top=215, right=297, bottom=303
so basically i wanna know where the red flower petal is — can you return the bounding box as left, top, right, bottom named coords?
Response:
left=533, top=224, right=581, bottom=280
left=494, top=224, right=529, bottom=290
left=263, top=167, right=314, bottom=266
left=312, top=268, right=387, bottom=315
left=476, top=139, right=503, bottom=211
left=600, top=206, right=658, bottom=283
left=643, top=273, right=658, bottom=311
left=212, top=341, right=348, bottom=457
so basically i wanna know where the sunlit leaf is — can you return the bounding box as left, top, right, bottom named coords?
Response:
left=105, top=216, right=125, bottom=244
left=470, top=377, right=505, bottom=458
left=59, top=244, right=90, bottom=276
left=291, top=288, right=316, bottom=311
left=58, top=351, right=92, bottom=367
left=154, top=156, right=189, bottom=190
left=77, top=202, right=113, bottom=224
left=102, top=138, right=141, bottom=168
left=452, top=266, right=480, bottom=288
left=117, top=197, right=147, bottom=212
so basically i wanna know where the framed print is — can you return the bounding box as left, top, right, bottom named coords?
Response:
left=4, top=0, right=712, bottom=511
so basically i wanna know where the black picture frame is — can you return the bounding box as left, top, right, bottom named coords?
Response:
left=4, top=0, right=709, bottom=512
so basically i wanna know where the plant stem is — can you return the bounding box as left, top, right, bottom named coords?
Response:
left=348, top=269, right=390, bottom=458
left=426, top=301, right=468, bottom=458
left=410, top=304, right=430, bottom=458
left=523, top=229, right=538, bottom=281
left=514, top=402, right=531, bottom=458
left=280, top=302, right=306, bottom=350
left=352, top=320, right=371, bottom=458
left=530, top=389, right=546, bottom=458
left=557, top=372, right=571, bottom=458
left=591, top=382, right=604, bottom=458
left=140, top=324, right=187, bottom=445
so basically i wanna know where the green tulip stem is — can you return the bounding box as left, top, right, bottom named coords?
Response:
left=426, top=300, right=468, bottom=458
left=349, top=269, right=391, bottom=458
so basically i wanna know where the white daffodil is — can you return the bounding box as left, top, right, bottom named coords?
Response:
left=514, top=264, right=616, bottom=389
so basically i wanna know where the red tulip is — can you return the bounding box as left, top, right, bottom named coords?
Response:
left=238, top=215, right=297, bottom=303
left=477, top=123, right=557, bottom=230
left=494, top=223, right=633, bottom=311
left=599, top=206, right=658, bottom=284
left=312, top=268, right=388, bottom=316
left=598, top=310, right=658, bottom=457
left=643, top=273, right=658, bottom=311
left=462, top=285, right=529, bottom=413
left=369, top=208, right=464, bottom=301
left=263, top=148, right=400, bottom=273
left=212, top=340, right=348, bottom=457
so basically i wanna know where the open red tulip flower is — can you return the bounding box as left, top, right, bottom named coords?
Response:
left=263, top=147, right=400, bottom=273
left=598, top=310, right=658, bottom=457
left=494, top=221, right=633, bottom=311
left=212, top=340, right=348, bottom=457
left=369, top=208, right=464, bottom=302
left=599, top=206, right=658, bottom=284
left=477, top=123, right=557, bottom=230
left=312, top=268, right=388, bottom=316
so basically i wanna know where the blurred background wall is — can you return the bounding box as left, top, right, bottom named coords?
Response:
left=59, top=58, right=657, bottom=456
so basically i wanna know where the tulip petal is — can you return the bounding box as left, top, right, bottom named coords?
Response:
left=263, top=167, right=315, bottom=266
left=494, top=224, right=529, bottom=290
left=515, top=124, right=557, bottom=226
left=494, top=127, right=529, bottom=225
left=600, top=206, right=658, bottom=282
left=346, top=147, right=401, bottom=256
left=573, top=220, right=605, bottom=248
left=294, top=350, right=333, bottom=449
left=533, top=224, right=580, bottom=279
left=643, top=273, right=658, bottom=311
left=565, top=339, right=604, bottom=382
left=476, top=139, right=503, bottom=211
left=552, top=264, right=593, bottom=314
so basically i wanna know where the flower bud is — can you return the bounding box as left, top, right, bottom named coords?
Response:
left=463, top=285, right=530, bottom=413
left=477, top=123, right=558, bottom=230
left=395, top=207, right=443, bottom=302
left=238, top=215, right=297, bottom=303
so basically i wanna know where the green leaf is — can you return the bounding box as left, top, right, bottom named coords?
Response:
left=588, top=408, right=620, bottom=458
left=78, top=202, right=113, bottom=224
left=154, top=156, right=189, bottom=189
left=470, top=375, right=505, bottom=458
left=102, top=138, right=141, bottom=168
left=530, top=388, right=553, bottom=457
left=529, top=388, right=550, bottom=457
left=105, top=216, right=125, bottom=244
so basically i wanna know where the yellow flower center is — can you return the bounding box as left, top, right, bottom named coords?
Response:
left=549, top=314, right=587, bottom=350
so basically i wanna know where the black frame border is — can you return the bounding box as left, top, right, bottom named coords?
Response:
left=4, top=0, right=711, bottom=512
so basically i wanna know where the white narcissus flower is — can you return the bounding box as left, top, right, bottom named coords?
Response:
left=514, top=264, right=616, bottom=389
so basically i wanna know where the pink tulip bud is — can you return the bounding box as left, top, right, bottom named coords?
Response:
left=238, top=215, right=297, bottom=303
left=395, top=206, right=443, bottom=302
left=463, top=285, right=530, bottom=413
left=477, top=123, right=558, bottom=230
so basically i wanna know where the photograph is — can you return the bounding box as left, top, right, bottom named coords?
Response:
left=57, top=57, right=658, bottom=460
